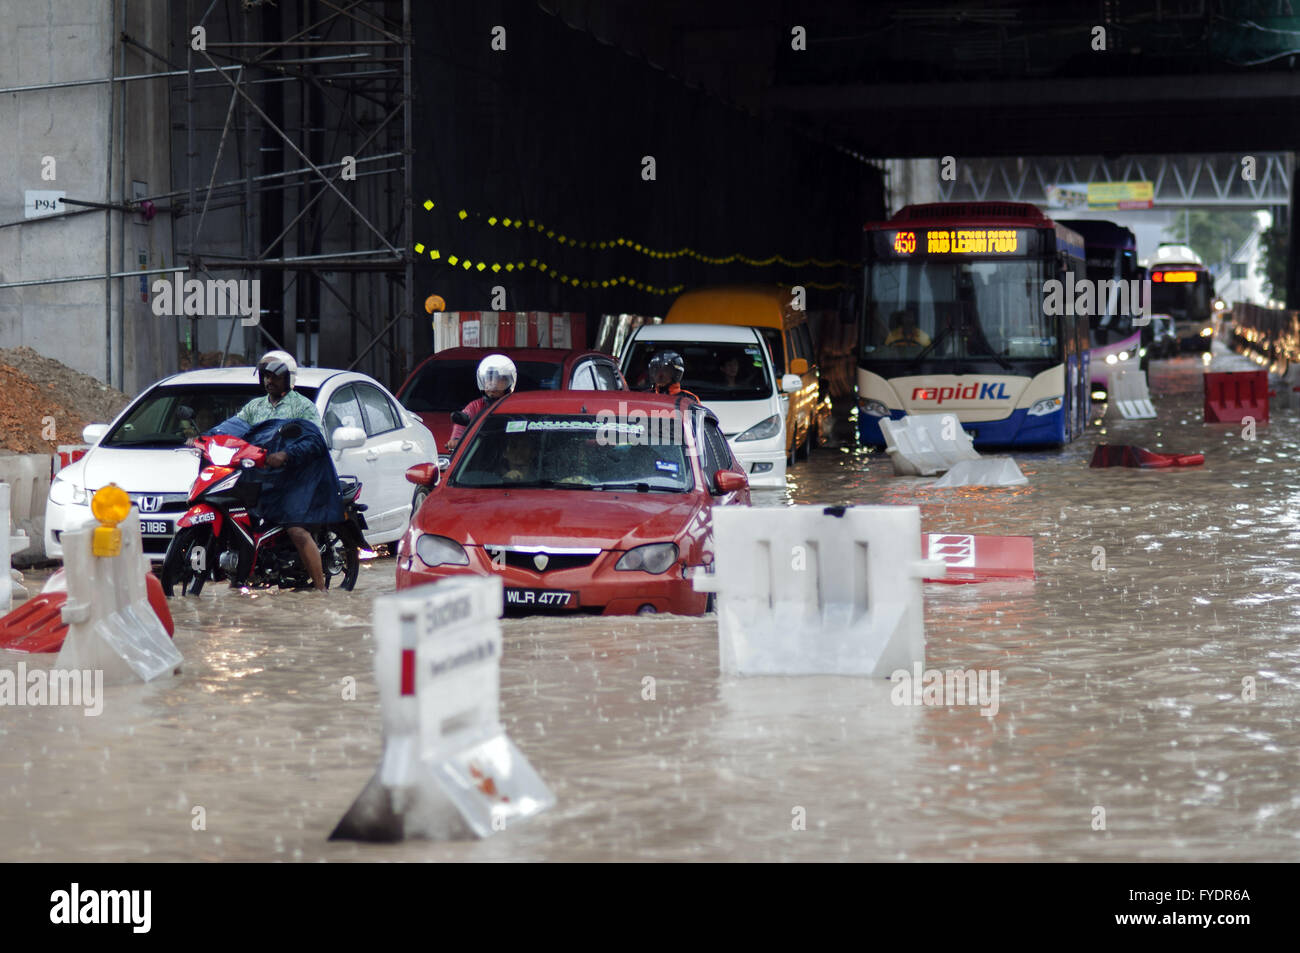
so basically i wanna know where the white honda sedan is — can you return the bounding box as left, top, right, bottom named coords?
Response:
left=45, top=367, right=438, bottom=562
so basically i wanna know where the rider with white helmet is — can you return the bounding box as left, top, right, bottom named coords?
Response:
left=446, top=353, right=518, bottom=451
left=236, top=350, right=320, bottom=427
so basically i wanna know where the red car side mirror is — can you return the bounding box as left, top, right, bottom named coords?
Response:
left=714, top=470, right=748, bottom=493
left=404, top=462, right=440, bottom=487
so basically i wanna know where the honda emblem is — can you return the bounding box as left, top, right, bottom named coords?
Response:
left=137, top=495, right=162, bottom=513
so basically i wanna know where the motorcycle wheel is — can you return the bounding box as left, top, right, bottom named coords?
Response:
left=320, top=529, right=360, bottom=591
left=161, top=527, right=211, bottom=596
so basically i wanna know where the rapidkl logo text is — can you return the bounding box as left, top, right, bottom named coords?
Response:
left=911, top=383, right=1010, bottom=405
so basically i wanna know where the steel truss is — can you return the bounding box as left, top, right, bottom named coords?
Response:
left=936, top=153, right=1293, bottom=209
left=167, top=0, right=414, bottom=381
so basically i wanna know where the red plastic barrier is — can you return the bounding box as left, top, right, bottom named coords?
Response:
left=921, top=533, right=1035, bottom=584
left=1090, top=445, right=1204, bottom=468
left=1204, top=370, right=1269, bottom=424
left=0, top=571, right=174, bottom=654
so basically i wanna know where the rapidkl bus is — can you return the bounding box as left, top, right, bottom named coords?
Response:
left=1059, top=219, right=1148, bottom=390
left=1146, top=244, right=1214, bottom=352
left=857, top=202, right=1089, bottom=448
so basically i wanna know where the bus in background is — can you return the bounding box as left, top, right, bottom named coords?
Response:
left=1145, top=244, right=1214, bottom=352
left=857, top=202, right=1089, bottom=448
left=1059, top=219, right=1147, bottom=394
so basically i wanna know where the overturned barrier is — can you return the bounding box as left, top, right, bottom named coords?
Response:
left=1107, top=366, right=1157, bottom=419
left=54, top=486, right=182, bottom=684
left=922, top=534, right=1035, bottom=583
left=880, top=414, right=981, bottom=476
left=932, top=457, right=1026, bottom=487
left=0, top=569, right=173, bottom=654
left=1204, top=370, right=1269, bottom=424
left=1089, top=445, right=1204, bottom=468
left=694, top=505, right=946, bottom=676
left=332, top=576, right=554, bottom=842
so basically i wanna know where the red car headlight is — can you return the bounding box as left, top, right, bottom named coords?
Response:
left=615, top=542, right=678, bottom=574
left=414, top=534, right=470, bottom=568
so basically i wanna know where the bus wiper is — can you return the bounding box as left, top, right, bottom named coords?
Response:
left=910, top=323, right=954, bottom=366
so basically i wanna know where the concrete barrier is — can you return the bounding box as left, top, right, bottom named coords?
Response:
left=1107, top=367, right=1156, bottom=419
left=332, top=576, right=554, bottom=842
left=1, top=482, right=31, bottom=610
left=694, top=505, right=946, bottom=676
left=0, top=453, right=51, bottom=564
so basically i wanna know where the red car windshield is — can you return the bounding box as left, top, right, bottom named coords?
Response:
left=451, top=414, right=693, bottom=493
left=399, top=359, right=564, bottom=412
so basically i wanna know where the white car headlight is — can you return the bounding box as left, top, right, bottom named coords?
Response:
left=50, top=476, right=86, bottom=505
left=615, top=542, right=678, bottom=574
left=1027, top=397, right=1063, bottom=417
left=415, top=534, right=469, bottom=567
left=735, top=415, right=781, bottom=442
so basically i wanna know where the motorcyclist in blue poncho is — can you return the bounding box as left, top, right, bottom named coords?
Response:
left=193, top=350, right=340, bottom=590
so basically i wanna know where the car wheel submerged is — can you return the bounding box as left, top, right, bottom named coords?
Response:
left=161, top=527, right=210, bottom=597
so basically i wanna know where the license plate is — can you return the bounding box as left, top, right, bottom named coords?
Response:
left=141, top=520, right=171, bottom=535
left=504, top=587, right=577, bottom=610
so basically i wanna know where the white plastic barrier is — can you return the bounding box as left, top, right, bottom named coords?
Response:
left=694, top=505, right=946, bottom=676
left=932, top=457, right=1027, bottom=487
left=1108, top=366, right=1156, bottom=419
left=1, top=482, right=31, bottom=610
left=880, top=414, right=981, bottom=476
left=332, top=576, right=554, bottom=842
left=54, top=509, right=182, bottom=684
left=0, top=454, right=49, bottom=563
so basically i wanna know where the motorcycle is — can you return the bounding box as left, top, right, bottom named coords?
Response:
left=160, top=423, right=370, bottom=595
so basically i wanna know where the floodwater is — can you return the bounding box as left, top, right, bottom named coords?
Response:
left=4, top=344, right=1299, bottom=861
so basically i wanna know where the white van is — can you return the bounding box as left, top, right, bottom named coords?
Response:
left=619, top=323, right=800, bottom=488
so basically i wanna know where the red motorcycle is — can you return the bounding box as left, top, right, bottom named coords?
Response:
left=160, top=431, right=369, bottom=595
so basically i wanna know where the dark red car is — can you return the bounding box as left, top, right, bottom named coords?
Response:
left=395, top=347, right=627, bottom=453
left=395, top=390, right=750, bottom=615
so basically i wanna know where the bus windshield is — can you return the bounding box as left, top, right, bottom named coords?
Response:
left=862, top=259, right=1055, bottom=362
left=1151, top=273, right=1212, bottom=324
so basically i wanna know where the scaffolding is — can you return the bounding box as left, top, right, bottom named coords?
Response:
left=166, top=0, right=415, bottom=384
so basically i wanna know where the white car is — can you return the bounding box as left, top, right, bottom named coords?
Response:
left=46, top=367, right=438, bottom=562
left=619, top=323, right=797, bottom=488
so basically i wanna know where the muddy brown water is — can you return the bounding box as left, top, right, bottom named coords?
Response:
left=3, top=346, right=1298, bottom=861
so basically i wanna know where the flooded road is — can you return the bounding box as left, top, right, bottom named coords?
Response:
left=4, top=346, right=1299, bottom=861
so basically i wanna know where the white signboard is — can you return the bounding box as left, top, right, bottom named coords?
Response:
left=24, top=190, right=65, bottom=218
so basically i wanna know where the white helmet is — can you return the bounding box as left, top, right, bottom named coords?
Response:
left=256, top=349, right=298, bottom=386
left=476, top=354, right=517, bottom=395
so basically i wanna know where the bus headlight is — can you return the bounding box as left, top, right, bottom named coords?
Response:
left=1027, top=397, right=1062, bottom=417
left=1118, top=350, right=1130, bottom=361
left=858, top=398, right=889, bottom=417
left=1200, top=327, right=1213, bottom=337
left=1105, top=353, right=1118, bottom=365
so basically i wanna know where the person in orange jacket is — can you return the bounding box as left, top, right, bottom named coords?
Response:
left=647, top=350, right=699, bottom=403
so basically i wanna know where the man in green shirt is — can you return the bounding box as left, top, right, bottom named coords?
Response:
left=240, top=350, right=327, bottom=590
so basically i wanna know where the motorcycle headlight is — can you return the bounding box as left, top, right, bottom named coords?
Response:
left=735, top=415, right=781, bottom=442
left=615, top=542, right=679, bottom=574
left=1027, top=397, right=1063, bottom=417
left=858, top=398, right=889, bottom=417
left=415, top=534, right=470, bottom=567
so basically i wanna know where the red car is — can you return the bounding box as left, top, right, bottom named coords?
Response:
left=395, top=390, right=750, bottom=615
left=396, top=347, right=627, bottom=453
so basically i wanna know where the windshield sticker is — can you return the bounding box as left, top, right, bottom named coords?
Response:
left=655, top=460, right=679, bottom=473
left=527, top=419, right=645, bottom=435
left=505, top=420, right=527, bottom=433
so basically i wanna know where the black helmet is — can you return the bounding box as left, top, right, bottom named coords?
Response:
left=648, top=350, right=685, bottom=388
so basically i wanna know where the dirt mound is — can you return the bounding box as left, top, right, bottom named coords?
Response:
left=0, top=348, right=131, bottom=454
